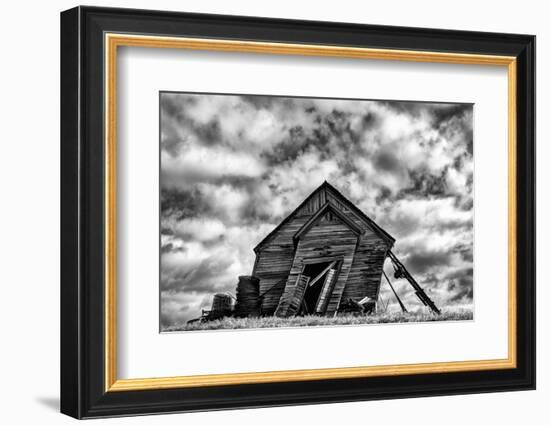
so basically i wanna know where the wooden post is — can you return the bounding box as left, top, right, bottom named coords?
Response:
left=387, top=251, right=441, bottom=314
left=382, top=270, right=408, bottom=313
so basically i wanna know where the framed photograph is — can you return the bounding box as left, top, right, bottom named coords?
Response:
left=60, top=6, right=535, bottom=419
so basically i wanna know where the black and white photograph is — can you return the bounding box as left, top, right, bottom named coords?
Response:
left=160, top=92, right=474, bottom=332
left=55, top=4, right=536, bottom=420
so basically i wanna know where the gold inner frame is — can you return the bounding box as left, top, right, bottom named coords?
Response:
left=104, top=33, right=517, bottom=392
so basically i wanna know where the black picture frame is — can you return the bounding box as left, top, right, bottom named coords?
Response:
left=61, top=5, right=535, bottom=419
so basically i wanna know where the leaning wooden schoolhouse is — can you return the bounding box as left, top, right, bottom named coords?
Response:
left=249, top=181, right=395, bottom=318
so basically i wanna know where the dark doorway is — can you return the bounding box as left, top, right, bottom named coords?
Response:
left=300, top=261, right=334, bottom=315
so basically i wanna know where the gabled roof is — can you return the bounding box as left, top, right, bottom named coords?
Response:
left=254, top=181, right=395, bottom=253
left=293, top=200, right=362, bottom=241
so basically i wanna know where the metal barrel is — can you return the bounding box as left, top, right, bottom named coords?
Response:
left=234, top=275, right=260, bottom=317
left=210, top=293, right=234, bottom=319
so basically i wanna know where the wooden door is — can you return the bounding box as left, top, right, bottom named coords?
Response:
left=315, top=268, right=337, bottom=313
left=288, top=274, right=311, bottom=315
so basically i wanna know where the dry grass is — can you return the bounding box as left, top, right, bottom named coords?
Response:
left=165, top=306, right=473, bottom=332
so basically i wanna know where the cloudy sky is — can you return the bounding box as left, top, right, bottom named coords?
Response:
left=160, top=92, right=474, bottom=329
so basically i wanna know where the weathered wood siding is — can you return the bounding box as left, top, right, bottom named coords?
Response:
left=252, top=215, right=308, bottom=315
left=254, top=184, right=392, bottom=316
left=254, top=272, right=287, bottom=315
left=275, top=213, right=358, bottom=317
left=342, top=237, right=388, bottom=303
left=322, top=187, right=390, bottom=306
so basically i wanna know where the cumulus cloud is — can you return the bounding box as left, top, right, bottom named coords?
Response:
left=160, top=92, right=474, bottom=328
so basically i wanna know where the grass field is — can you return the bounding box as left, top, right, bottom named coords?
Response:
left=165, top=306, right=473, bottom=332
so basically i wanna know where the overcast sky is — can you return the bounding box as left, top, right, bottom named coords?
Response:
left=160, top=92, right=474, bottom=329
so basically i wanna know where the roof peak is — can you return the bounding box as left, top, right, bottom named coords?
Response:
left=315, top=179, right=335, bottom=192
left=254, top=181, right=395, bottom=252
left=293, top=200, right=362, bottom=241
